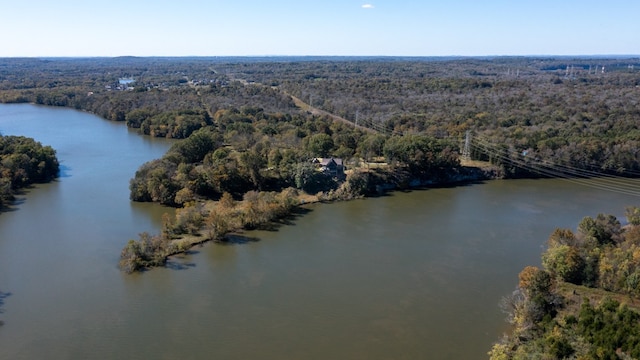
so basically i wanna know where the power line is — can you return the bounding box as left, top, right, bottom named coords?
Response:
left=470, top=136, right=640, bottom=197
left=473, top=136, right=640, bottom=179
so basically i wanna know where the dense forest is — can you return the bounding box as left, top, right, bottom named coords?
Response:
left=0, top=134, right=59, bottom=208
left=1, top=56, right=639, bottom=271
left=489, top=207, right=640, bottom=359
left=1, top=56, right=639, bottom=179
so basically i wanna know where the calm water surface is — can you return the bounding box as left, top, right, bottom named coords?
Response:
left=0, top=104, right=638, bottom=359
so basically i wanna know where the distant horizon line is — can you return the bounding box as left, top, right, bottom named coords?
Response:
left=1, top=54, right=639, bottom=60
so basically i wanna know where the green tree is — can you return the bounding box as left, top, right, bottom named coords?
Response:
left=542, top=244, right=585, bottom=284
left=168, top=128, right=218, bottom=163
left=306, top=133, right=334, bottom=157
left=578, top=214, right=622, bottom=246
left=239, top=150, right=266, bottom=189
left=125, top=108, right=157, bottom=128
left=294, top=162, right=335, bottom=194
left=547, top=228, right=576, bottom=248
left=625, top=206, right=640, bottom=226
left=357, top=133, right=387, bottom=161
left=129, top=159, right=180, bottom=205
left=174, top=188, right=195, bottom=206
left=341, top=171, right=370, bottom=198
left=383, top=134, right=459, bottom=178
left=517, top=266, right=557, bottom=325
left=625, top=270, right=640, bottom=296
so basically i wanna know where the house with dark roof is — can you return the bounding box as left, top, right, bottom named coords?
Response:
left=312, top=157, right=345, bottom=178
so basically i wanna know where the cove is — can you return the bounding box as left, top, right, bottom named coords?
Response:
left=0, top=103, right=638, bottom=359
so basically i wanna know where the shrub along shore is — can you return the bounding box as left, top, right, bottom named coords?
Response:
left=119, top=188, right=302, bottom=273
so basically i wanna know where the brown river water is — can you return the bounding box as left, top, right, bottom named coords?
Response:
left=0, top=103, right=638, bottom=359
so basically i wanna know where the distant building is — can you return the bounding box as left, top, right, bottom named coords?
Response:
left=119, top=78, right=135, bottom=85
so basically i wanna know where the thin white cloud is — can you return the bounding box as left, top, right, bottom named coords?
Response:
left=362, top=4, right=374, bottom=9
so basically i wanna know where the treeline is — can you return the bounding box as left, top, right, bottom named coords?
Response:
left=489, top=207, right=640, bottom=359
left=0, top=135, right=59, bottom=208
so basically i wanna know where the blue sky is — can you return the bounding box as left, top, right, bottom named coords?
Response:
left=1, top=0, right=638, bottom=57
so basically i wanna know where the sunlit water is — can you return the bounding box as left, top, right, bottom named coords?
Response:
left=0, top=104, right=637, bottom=359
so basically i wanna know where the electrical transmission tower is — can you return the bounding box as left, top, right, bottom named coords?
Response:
left=462, top=131, right=471, bottom=161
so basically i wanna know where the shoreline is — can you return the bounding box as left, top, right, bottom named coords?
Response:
left=123, top=165, right=497, bottom=272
